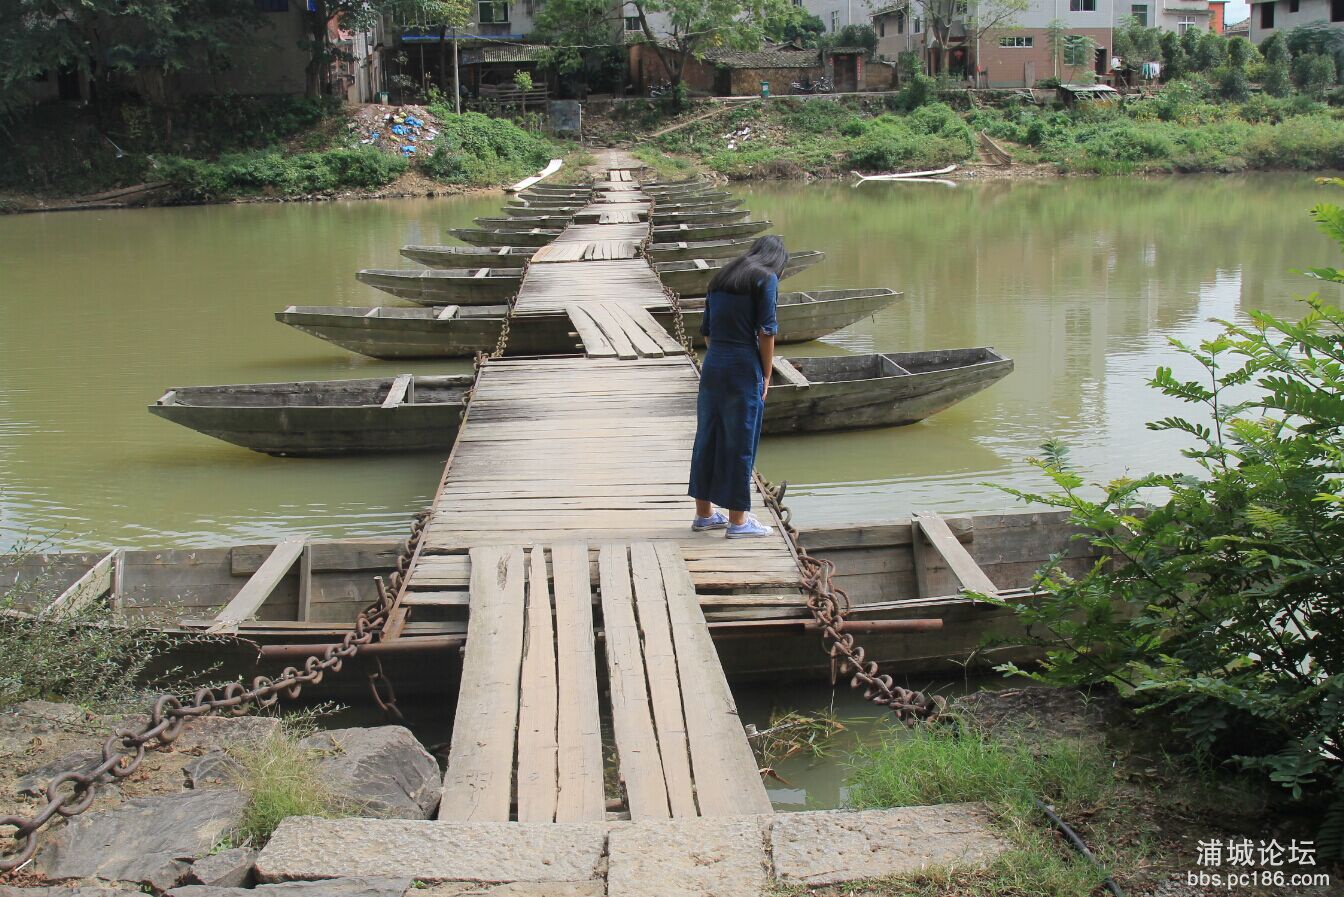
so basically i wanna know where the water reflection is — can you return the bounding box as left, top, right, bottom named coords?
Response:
left=0, top=175, right=1339, bottom=549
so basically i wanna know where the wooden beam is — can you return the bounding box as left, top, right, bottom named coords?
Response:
left=296, top=545, right=313, bottom=622
left=772, top=357, right=810, bottom=389
left=207, top=539, right=306, bottom=633
left=43, top=550, right=116, bottom=619
left=517, top=547, right=559, bottom=822
left=656, top=542, right=773, bottom=817
left=552, top=542, right=606, bottom=822
left=566, top=304, right=617, bottom=359
left=912, top=512, right=998, bottom=598
left=439, top=545, right=527, bottom=821
left=599, top=544, right=671, bottom=820
left=436, top=304, right=460, bottom=321
left=382, top=374, right=414, bottom=409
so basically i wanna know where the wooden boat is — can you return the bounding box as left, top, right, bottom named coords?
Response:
left=355, top=268, right=520, bottom=306
left=652, top=220, right=771, bottom=242
left=474, top=209, right=750, bottom=230
left=761, top=348, right=1013, bottom=435
left=277, top=288, right=900, bottom=360
left=655, top=250, right=824, bottom=296
left=400, top=245, right=534, bottom=268
left=503, top=195, right=736, bottom=215
left=450, top=220, right=771, bottom=248
left=148, top=343, right=984, bottom=456
left=148, top=375, right=472, bottom=456
left=852, top=164, right=958, bottom=182
left=445, top=227, right=560, bottom=247
left=0, top=509, right=1095, bottom=690
left=397, top=238, right=755, bottom=270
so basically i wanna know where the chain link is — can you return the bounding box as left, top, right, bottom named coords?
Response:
left=759, top=478, right=946, bottom=722
left=0, top=510, right=431, bottom=873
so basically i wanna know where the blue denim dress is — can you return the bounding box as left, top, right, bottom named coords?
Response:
left=687, top=274, right=779, bottom=511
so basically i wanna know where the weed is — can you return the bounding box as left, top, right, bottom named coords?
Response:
left=227, top=729, right=351, bottom=847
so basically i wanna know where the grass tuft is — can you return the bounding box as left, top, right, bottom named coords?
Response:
left=227, top=728, right=350, bottom=847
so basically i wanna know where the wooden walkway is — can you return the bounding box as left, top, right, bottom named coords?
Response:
left=392, top=168, right=796, bottom=822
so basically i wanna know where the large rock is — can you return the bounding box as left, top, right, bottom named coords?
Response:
left=35, top=788, right=248, bottom=891
left=16, top=748, right=104, bottom=796
left=167, top=877, right=413, bottom=897
left=299, top=726, right=441, bottom=819
left=0, top=888, right=141, bottom=896
left=186, top=846, right=257, bottom=888
left=256, top=818, right=607, bottom=884
left=769, top=804, right=1010, bottom=886
left=607, top=816, right=770, bottom=897
left=423, top=885, right=606, bottom=896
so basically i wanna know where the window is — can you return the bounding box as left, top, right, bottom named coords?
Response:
left=831, top=10, right=840, bottom=31
left=1063, top=34, right=1090, bottom=65
left=1289, top=0, right=1299, bottom=10
left=1130, top=3, right=1148, bottom=25
left=896, top=10, right=905, bottom=33
left=879, top=19, right=885, bottom=36
left=999, top=35, right=1034, bottom=47
left=625, top=15, right=640, bottom=30
left=1261, top=1, right=1275, bottom=28
left=1178, top=14, right=1198, bottom=32
left=1069, top=0, right=1097, bottom=10
left=914, top=16, right=922, bottom=33
left=1333, top=0, right=1343, bottom=21
left=478, top=1, right=510, bottom=24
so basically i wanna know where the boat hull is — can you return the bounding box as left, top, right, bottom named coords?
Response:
left=656, top=251, right=823, bottom=297
left=355, top=268, right=521, bottom=305
left=148, top=376, right=472, bottom=456
left=400, top=246, right=533, bottom=268
left=3, top=510, right=1092, bottom=693
left=762, top=349, right=1014, bottom=435
left=277, top=288, right=899, bottom=360
left=447, top=228, right=559, bottom=247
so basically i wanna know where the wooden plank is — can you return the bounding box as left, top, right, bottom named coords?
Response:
left=772, top=357, right=810, bottom=389
left=439, top=545, right=527, bottom=821
left=517, top=547, right=559, bottom=823
left=913, top=512, right=999, bottom=597
left=607, top=303, right=664, bottom=358
left=565, top=304, right=617, bottom=359
left=43, top=550, right=116, bottom=618
left=622, top=304, right=685, bottom=355
left=474, top=267, right=491, bottom=278
left=207, top=539, right=306, bottom=633
left=551, top=542, right=606, bottom=821
left=629, top=541, right=697, bottom=817
left=382, top=374, right=414, bottom=409
left=693, top=258, right=710, bottom=270
left=296, top=545, right=313, bottom=621
left=656, top=541, right=772, bottom=817
left=599, top=544, right=671, bottom=820
left=436, top=304, right=460, bottom=320
left=584, top=302, right=639, bottom=359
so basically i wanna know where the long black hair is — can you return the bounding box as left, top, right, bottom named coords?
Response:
left=707, top=235, right=788, bottom=296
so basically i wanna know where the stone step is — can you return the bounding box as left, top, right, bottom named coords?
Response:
left=255, top=804, right=1009, bottom=896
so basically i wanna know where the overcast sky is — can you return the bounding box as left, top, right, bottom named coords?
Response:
left=1226, top=0, right=1250, bottom=24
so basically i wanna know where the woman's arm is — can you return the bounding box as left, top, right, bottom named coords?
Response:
left=756, top=274, right=779, bottom=399
left=758, top=333, right=775, bottom=400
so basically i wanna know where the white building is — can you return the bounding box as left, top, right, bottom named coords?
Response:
left=1248, top=0, right=1344, bottom=43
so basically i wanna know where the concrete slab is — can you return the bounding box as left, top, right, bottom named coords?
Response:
left=769, top=804, right=1010, bottom=886
left=255, top=818, right=607, bottom=885
left=607, top=817, right=770, bottom=897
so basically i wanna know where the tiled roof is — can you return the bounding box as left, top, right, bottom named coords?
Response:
left=698, top=47, right=821, bottom=68
left=460, top=44, right=551, bottom=65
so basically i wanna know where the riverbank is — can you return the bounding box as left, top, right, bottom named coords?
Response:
left=610, top=90, right=1344, bottom=182
left=0, top=99, right=584, bottom=214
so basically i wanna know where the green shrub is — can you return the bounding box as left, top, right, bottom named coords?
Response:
left=1243, top=115, right=1344, bottom=168
left=989, top=182, right=1344, bottom=855
left=160, top=148, right=407, bottom=200
left=783, top=100, right=856, bottom=134
left=842, top=107, right=974, bottom=172
left=419, top=109, right=556, bottom=185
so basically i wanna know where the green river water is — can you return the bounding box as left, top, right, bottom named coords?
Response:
left=2, top=172, right=1340, bottom=808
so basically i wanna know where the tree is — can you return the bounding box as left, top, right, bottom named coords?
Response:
left=1263, top=33, right=1293, bottom=97
left=302, top=0, right=468, bottom=100
left=910, top=0, right=1030, bottom=81
left=532, top=0, right=625, bottom=97
left=1193, top=29, right=1227, bottom=72
left=1112, top=16, right=1162, bottom=69
left=762, top=5, right=825, bottom=47
left=1293, top=52, right=1337, bottom=99
left=1159, top=30, right=1187, bottom=80
left=0, top=0, right=261, bottom=119
left=631, top=0, right=795, bottom=88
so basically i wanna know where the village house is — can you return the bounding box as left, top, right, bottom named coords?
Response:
left=1248, top=0, right=1344, bottom=43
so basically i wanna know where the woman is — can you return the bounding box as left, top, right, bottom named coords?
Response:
left=688, top=235, right=787, bottom=539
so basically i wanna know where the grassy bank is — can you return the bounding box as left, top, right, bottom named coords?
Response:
left=1, top=97, right=570, bottom=208
left=621, top=86, right=1344, bottom=179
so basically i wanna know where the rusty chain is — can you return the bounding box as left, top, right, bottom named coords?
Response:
left=0, top=510, right=431, bottom=873
left=760, top=478, right=945, bottom=722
